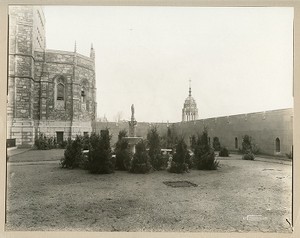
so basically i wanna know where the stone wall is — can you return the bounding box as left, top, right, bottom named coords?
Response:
left=173, top=108, right=293, bottom=156
left=93, top=108, right=293, bottom=156
left=7, top=6, right=36, bottom=146
left=93, top=121, right=169, bottom=147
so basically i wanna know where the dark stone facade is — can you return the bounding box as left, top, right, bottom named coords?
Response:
left=7, top=6, right=96, bottom=147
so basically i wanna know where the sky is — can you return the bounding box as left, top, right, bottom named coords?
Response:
left=44, top=6, right=294, bottom=122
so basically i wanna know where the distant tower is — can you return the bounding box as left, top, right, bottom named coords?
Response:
left=182, top=80, right=198, bottom=122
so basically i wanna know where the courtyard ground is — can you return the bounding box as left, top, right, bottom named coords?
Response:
left=5, top=149, right=292, bottom=232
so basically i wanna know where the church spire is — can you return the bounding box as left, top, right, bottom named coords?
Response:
left=74, top=41, right=77, bottom=52
left=189, top=79, right=192, bottom=96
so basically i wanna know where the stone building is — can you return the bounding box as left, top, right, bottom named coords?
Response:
left=182, top=81, right=198, bottom=122
left=7, top=6, right=97, bottom=147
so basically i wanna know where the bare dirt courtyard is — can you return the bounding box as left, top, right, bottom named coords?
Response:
left=5, top=149, right=292, bottom=232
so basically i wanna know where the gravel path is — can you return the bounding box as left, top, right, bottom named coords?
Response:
left=5, top=150, right=292, bottom=232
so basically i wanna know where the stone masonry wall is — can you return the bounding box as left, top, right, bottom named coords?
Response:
left=93, top=121, right=169, bottom=147
left=93, top=108, right=293, bottom=156
left=7, top=6, right=35, bottom=146
left=174, top=108, right=293, bottom=156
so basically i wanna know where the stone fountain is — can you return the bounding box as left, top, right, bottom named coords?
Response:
left=124, top=104, right=142, bottom=154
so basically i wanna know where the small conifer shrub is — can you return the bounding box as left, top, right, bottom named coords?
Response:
left=88, top=130, right=115, bottom=174
left=219, top=147, right=229, bottom=157
left=35, top=134, right=55, bottom=150
left=147, top=127, right=165, bottom=170
left=61, top=136, right=84, bottom=168
left=213, top=137, right=221, bottom=151
left=242, top=152, right=255, bottom=160
left=241, top=135, right=256, bottom=160
left=197, top=150, right=219, bottom=170
left=35, top=133, right=67, bottom=149
left=115, top=130, right=132, bottom=170
left=193, top=129, right=219, bottom=170
left=130, top=140, right=152, bottom=174
left=168, top=138, right=190, bottom=173
left=241, top=135, right=252, bottom=153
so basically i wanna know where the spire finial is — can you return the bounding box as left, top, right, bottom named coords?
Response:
left=74, top=41, right=77, bottom=52
left=189, top=79, right=191, bottom=96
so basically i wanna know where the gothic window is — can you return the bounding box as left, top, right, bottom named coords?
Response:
left=275, top=138, right=280, bottom=152
left=54, top=76, right=65, bottom=110
left=57, top=83, right=64, bottom=100
left=81, top=87, right=86, bottom=103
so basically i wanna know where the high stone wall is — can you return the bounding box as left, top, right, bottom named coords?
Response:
left=93, top=108, right=293, bottom=156
left=93, top=121, right=169, bottom=148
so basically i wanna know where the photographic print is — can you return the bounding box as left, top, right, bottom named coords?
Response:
left=5, top=5, right=294, bottom=233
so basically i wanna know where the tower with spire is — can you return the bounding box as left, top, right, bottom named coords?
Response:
left=182, top=80, right=199, bottom=122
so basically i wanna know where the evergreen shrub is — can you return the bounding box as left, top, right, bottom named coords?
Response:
left=213, top=137, right=221, bottom=151
left=193, top=129, right=219, bottom=170
left=197, top=150, right=219, bottom=170
left=88, top=130, right=115, bottom=174
left=240, top=135, right=256, bottom=160
left=34, top=134, right=54, bottom=150
left=161, top=125, right=178, bottom=150
left=147, top=127, right=165, bottom=170
left=35, top=133, right=67, bottom=149
left=242, top=152, right=255, bottom=160
left=115, top=130, right=132, bottom=170
left=61, top=136, right=84, bottom=168
left=168, top=138, right=190, bottom=173
left=219, top=147, right=229, bottom=157
left=130, top=140, right=152, bottom=174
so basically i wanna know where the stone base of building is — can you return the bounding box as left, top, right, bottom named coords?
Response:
left=7, top=119, right=93, bottom=147
left=7, top=119, right=35, bottom=147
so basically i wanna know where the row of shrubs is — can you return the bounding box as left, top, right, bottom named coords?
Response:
left=60, top=126, right=264, bottom=174
left=60, top=127, right=220, bottom=174
left=201, top=134, right=259, bottom=161
left=34, top=134, right=67, bottom=150
left=114, top=127, right=220, bottom=173
left=61, top=131, right=115, bottom=173
left=37, top=128, right=260, bottom=169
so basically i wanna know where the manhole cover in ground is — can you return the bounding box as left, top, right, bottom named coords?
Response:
left=163, top=181, right=198, bottom=188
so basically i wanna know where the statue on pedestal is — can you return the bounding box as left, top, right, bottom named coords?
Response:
left=131, top=104, right=135, bottom=120
left=129, top=104, right=137, bottom=137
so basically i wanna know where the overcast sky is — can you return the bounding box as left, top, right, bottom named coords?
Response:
left=44, top=6, right=293, bottom=122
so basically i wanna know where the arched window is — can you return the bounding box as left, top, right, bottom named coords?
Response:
left=57, top=83, right=64, bottom=100
left=81, top=87, right=86, bottom=103
left=235, top=137, right=238, bottom=149
left=54, top=76, right=65, bottom=109
left=275, top=138, right=280, bottom=152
